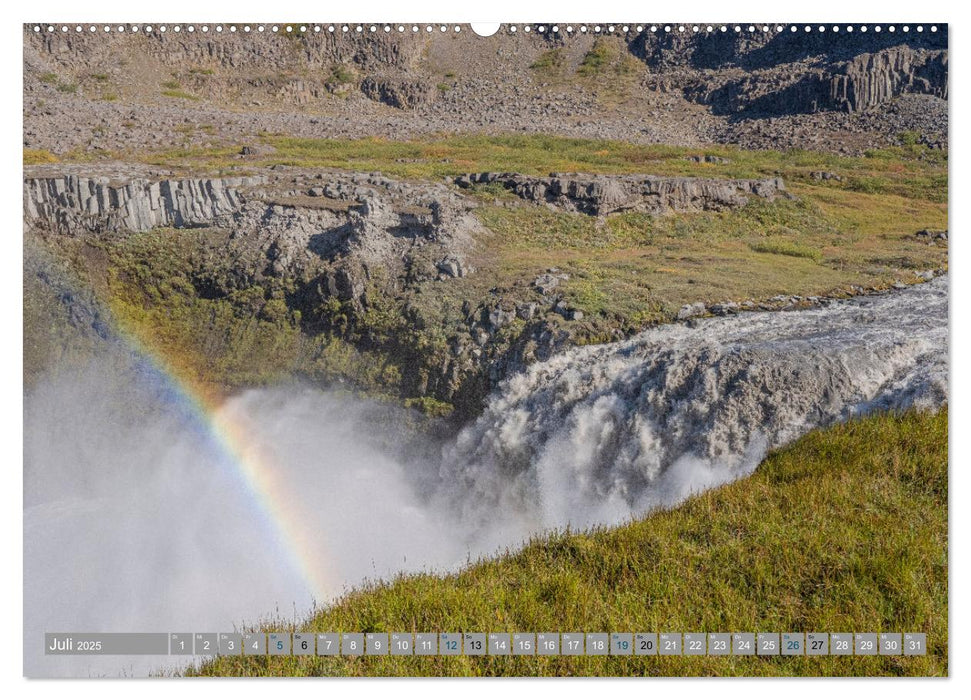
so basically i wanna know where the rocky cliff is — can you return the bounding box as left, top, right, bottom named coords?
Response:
left=833, top=46, right=947, bottom=112
left=24, top=174, right=264, bottom=233
left=683, top=44, right=947, bottom=116
left=27, top=26, right=426, bottom=72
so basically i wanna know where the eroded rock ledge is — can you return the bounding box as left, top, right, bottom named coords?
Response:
left=455, top=172, right=788, bottom=216
left=22, top=165, right=486, bottom=301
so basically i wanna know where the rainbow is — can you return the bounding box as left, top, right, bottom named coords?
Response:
left=114, top=324, right=336, bottom=603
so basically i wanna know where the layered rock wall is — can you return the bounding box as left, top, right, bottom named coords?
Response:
left=831, top=47, right=947, bottom=112
left=685, top=45, right=947, bottom=116
left=24, top=175, right=265, bottom=233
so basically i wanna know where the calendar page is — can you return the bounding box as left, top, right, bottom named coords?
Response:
left=22, top=18, right=948, bottom=679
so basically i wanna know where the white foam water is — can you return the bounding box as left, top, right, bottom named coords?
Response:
left=437, top=277, right=948, bottom=546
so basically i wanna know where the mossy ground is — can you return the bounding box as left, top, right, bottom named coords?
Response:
left=188, top=409, right=948, bottom=677
left=100, top=229, right=413, bottom=400
left=464, top=188, right=945, bottom=326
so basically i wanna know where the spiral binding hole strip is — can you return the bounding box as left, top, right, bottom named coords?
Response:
left=32, top=24, right=940, bottom=35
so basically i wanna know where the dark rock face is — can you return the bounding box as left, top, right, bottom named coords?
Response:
left=456, top=172, right=787, bottom=216
left=832, top=46, right=947, bottom=112
left=629, top=26, right=947, bottom=71
left=628, top=29, right=775, bottom=71
left=680, top=39, right=947, bottom=117
left=361, top=75, right=436, bottom=109
left=685, top=70, right=830, bottom=116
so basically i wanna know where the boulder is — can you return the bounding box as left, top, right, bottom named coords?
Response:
left=516, top=302, right=537, bottom=321
left=240, top=144, right=278, bottom=157
left=533, top=272, right=568, bottom=295
left=487, top=307, right=516, bottom=330
left=436, top=257, right=465, bottom=278
left=553, top=300, right=583, bottom=321
left=686, top=154, right=731, bottom=164
left=916, top=229, right=947, bottom=243
left=677, top=301, right=706, bottom=320
left=709, top=301, right=740, bottom=316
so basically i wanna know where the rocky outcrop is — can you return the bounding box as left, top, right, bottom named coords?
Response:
left=455, top=172, right=787, bottom=215
left=685, top=45, right=948, bottom=116
left=916, top=229, right=948, bottom=244
left=23, top=166, right=483, bottom=302
left=628, top=29, right=776, bottom=71
left=360, top=75, right=436, bottom=109
left=628, top=25, right=947, bottom=72
left=831, top=47, right=947, bottom=112
left=24, top=174, right=264, bottom=233
left=684, top=70, right=829, bottom=116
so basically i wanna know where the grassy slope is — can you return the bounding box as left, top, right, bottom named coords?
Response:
left=466, top=191, right=944, bottom=329
left=192, top=409, right=948, bottom=677
left=89, top=228, right=439, bottom=403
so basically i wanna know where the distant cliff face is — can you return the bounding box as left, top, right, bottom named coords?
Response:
left=833, top=47, right=947, bottom=112
left=686, top=46, right=946, bottom=116
left=24, top=24, right=947, bottom=120
left=627, top=25, right=946, bottom=70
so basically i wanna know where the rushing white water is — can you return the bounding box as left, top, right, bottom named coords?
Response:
left=437, top=276, right=948, bottom=547
left=23, top=277, right=947, bottom=676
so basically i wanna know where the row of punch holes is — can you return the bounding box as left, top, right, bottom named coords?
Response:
left=33, top=24, right=940, bottom=35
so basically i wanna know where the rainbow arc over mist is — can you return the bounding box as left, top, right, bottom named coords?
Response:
left=116, top=324, right=336, bottom=603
